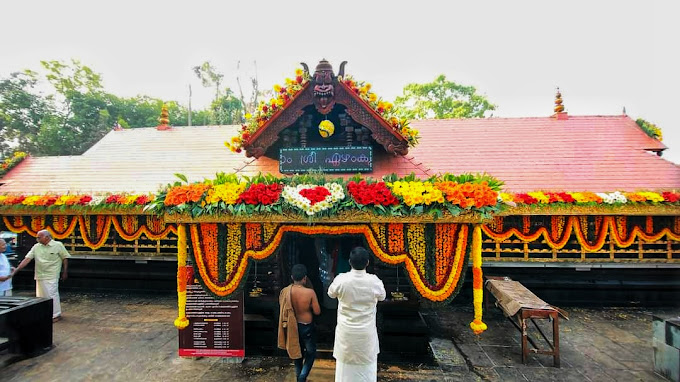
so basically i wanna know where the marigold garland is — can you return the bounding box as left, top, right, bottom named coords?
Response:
left=371, top=223, right=387, bottom=248
left=31, top=216, right=46, bottom=233
left=407, top=224, right=426, bottom=279
left=387, top=223, right=405, bottom=253
left=50, top=216, right=76, bottom=239
left=435, top=224, right=458, bottom=285
left=189, top=223, right=472, bottom=305
left=226, top=223, right=242, bottom=277
left=245, top=223, right=263, bottom=250
left=78, top=216, right=112, bottom=250
left=482, top=215, right=680, bottom=252
left=200, top=224, right=219, bottom=280
left=228, top=68, right=310, bottom=153
left=175, top=224, right=190, bottom=329
left=469, top=225, right=487, bottom=335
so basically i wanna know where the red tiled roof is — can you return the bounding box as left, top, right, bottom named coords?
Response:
left=407, top=115, right=679, bottom=192
left=0, top=115, right=677, bottom=194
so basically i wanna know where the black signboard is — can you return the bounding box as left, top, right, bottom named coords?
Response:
left=178, top=267, right=244, bottom=358
left=279, top=146, right=373, bottom=173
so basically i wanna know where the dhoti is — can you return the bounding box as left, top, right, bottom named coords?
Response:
left=335, top=360, right=377, bottom=382
left=36, top=279, right=61, bottom=318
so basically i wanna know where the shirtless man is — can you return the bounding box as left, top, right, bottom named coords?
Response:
left=279, top=264, right=321, bottom=382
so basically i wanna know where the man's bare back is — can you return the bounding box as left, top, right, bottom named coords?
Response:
left=291, top=284, right=321, bottom=324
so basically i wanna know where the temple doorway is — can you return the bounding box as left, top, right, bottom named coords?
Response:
left=279, top=233, right=366, bottom=350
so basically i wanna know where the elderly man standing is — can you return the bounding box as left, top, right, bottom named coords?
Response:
left=12, top=229, right=70, bottom=322
left=328, top=246, right=386, bottom=382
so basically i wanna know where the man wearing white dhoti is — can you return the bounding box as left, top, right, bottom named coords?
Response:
left=12, top=229, right=70, bottom=321
left=327, top=246, right=386, bottom=382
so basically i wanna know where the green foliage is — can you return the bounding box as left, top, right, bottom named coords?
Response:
left=152, top=171, right=503, bottom=220
left=394, top=75, right=496, bottom=119
left=0, top=59, right=247, bottom=157
left=0, top=71, right=53, bottom=156
left=635, top=118, right=663, bottom=141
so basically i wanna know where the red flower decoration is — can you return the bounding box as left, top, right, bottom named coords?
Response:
left=78, top=195, right=93, bottom=205
left=135, top=195, right=151, bottom=205
left=662, top=191, right=680, bottom=203
left=106, top=194, right=124, bottom=204
left=238, top=184, right=283, bottom=205
left=299, top=186, right=331, bottom=205
left=347, top=181, right=398, bottom=206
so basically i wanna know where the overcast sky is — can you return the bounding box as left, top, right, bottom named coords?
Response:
left=2, top=0, right=679, bottom=165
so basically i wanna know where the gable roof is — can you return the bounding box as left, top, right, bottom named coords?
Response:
left=0, top=115, right=678, bottom=195
left=408, top=115, right=678, bottom=192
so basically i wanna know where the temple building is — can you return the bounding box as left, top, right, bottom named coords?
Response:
left=1, top=60, right=678, bottom=356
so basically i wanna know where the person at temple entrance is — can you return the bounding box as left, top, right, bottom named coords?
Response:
left=12, top=229, right=70, bottom=322
left=327, top=247, right=386, bottom=382
left=278, top=264, right=321, bottom=382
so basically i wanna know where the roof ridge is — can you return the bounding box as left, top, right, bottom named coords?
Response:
left=402, top=154, right=432, bottom=176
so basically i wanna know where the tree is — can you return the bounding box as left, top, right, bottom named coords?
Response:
left=394, top=75, right=496, bottom=119
left=211, top=88, right=243, bottom=125
left=39, top=60, right=111, bottom=155
left=0, top=71, right=53, bottom=156
left=193, top=61, right=225, bottom=125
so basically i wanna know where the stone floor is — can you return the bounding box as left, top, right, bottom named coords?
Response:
left=0, top=290, right=677, bottom=381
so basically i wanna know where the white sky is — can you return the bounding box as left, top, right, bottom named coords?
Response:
left=1, top=0, right=679, bottom=165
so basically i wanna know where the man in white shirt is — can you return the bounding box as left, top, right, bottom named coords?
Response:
left=12, top=230, right=70, bottom=321
left=327, top=246, right=386, bottom=382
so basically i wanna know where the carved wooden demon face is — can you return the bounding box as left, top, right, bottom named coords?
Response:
left=313, top=67, right=335, bottom=114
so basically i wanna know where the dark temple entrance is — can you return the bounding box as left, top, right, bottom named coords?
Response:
left=279, top=233, right=362, bottom=354
left=243, top=232, right=432, bottom=362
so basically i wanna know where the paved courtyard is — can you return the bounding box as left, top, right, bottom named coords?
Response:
left=0, top=290, right=676, bottom=381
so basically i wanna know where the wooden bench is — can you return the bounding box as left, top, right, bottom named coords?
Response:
left=484, top=276, right=566, bottom=367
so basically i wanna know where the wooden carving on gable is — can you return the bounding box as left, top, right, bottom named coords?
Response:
left=243, top=59, right=409, bottom=160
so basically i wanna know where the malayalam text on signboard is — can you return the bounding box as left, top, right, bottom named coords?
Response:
left=178, top=267, right=244, bottom=358
left=279, top=146, right=373, bottom=173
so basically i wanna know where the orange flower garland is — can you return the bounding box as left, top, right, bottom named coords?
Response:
left=174, top=224, right=190, bottom=329
left=435, top=224, right=458, bottom=285
left=48, top=216, right=78, bottom=240
left=469, top=225, right=487, bottom=334
left=245, top=223, right=263, bottom=250
left=482, top=215, right=680, bottom=252
left=387, top=223, right=405, bottom=253
left=200, top=224, right=219, bottom=280
left=31, top=216, right=46, bottom=233
left=78, top=216, right=112, bottom=249
left=190, top=223, right=472, bottom=304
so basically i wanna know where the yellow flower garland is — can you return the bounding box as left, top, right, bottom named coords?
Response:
left=469, top=225, right=487, bottom=335
left=188, top=223, right=471, bottom=302
left=407, top=224, right=426, bottom=278
left=174, top=224, right=189, bottom=329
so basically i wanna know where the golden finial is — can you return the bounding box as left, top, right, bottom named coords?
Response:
left=157, top=103, right=171, bottom=130
left=554, top=87, right=565, bottom=113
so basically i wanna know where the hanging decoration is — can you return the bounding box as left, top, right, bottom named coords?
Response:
left=174, top=224, right=190, bottom=329
left=482, top=215, right=680, bottom=251
left=187, top=223, right=473, bottom=302
left=2, top=214, right=176, bottom=249
left=470, top=225, right=487, bottom=334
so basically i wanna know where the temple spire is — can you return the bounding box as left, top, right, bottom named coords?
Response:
left=157, top=103, right=171, bottom=130
left=553, top=87, right=568, bottom=120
